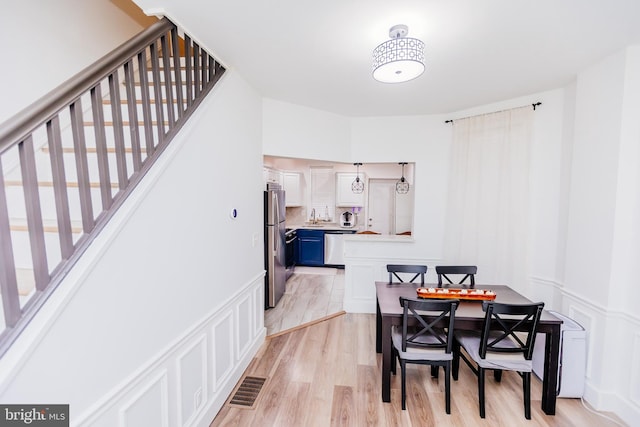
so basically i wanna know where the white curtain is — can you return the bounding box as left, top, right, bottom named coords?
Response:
left=444, top=106, right=533, bottom=290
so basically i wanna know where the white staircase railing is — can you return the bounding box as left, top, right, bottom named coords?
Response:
left=0, top=17, right=225, bottom=357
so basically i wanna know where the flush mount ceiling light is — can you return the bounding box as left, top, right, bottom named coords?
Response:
left=372, top=24, right=425, bottom=83
left=352, top=163, right=364, bottom=194
left=396, top=162, right=410, bottom=194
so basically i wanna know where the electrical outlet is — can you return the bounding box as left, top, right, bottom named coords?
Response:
left=194, top=388, right=202, bottom=410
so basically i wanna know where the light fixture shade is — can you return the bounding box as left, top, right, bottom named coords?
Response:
left=396, top=162, right=410, bottom=194
left=396, top=177, right=410, bottom=194
left=352, top=162, right=364, bottom=194
left=372, top=25, right=425, bottom=83
left=352, top=177, right=364, bottom=194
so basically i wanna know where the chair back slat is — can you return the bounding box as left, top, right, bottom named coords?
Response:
left=479, top=301, right=544, bottom=360
left=387, top=264, right=427, bottom=285
left=436, top=265, right=477, bottom=288
left=399, top=297, right=458, bottom=353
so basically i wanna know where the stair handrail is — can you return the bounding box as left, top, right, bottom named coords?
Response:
left=0, top=18, right=175, bottom=154
left=0, top=16, right=225, bottom=357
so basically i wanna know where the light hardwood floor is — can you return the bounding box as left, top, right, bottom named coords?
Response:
left=211, top=313, right=626, bottom=427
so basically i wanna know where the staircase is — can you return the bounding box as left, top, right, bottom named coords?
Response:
left=0, top=18, right=225, bottom=357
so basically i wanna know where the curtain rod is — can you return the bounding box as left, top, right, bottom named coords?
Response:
left=444, top=102, right=541, bottom=124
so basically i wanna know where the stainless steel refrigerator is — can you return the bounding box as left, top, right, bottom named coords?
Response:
left=264, top=182, right=286, bottom=308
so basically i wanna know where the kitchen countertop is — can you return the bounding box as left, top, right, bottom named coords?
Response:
left=288, top=222, right=360, bottom=231
left=287, top=224, right=414, bottom=241
left=344, top=233, right=414, bottom=242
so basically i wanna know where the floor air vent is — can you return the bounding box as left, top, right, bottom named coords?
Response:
left=228, top=376, right=267, bottom=408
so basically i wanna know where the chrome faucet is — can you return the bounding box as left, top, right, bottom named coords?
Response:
left=310, top=208, right=316, bottom=224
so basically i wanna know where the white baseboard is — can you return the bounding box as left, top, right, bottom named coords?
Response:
left=343, top=300, right=376, bottom=314
left=584, top=380, right=639, bottom=426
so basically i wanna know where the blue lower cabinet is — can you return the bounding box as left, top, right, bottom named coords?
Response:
left=297, top=229, right=324, bottom=266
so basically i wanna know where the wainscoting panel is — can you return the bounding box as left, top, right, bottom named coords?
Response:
left=350, top=263, right=379, bottom=300
left=253, top=285, right=264, bottom=335
left=177, top=335, right=207, bottom=426
left=118, top=370, right=169, bottom=427
left=560, top=288, right=640, bottom=427
left=343, top=257, right=439, bottom=313
left=343, top=262, right=378, bottom=313
left=528, top=276, right=560, bottom=307
left=235, top=293, right=254, bottom=362
left=566, top=304, right=594, bottom=379
left=76, top=274, right=266, bottom=427
left=513, top=276, right=640, bottom=425
left=211, top=310, right=234, bottom=393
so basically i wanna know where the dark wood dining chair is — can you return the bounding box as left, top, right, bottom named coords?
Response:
left=392, top=297, right=459, bottom=412
left=387, top=264, right=427, bottom=285
left=452, top=301, right=544, bottom=419
left=436, top=265, right=477, bottom=288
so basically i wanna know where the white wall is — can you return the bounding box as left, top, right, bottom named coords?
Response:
left=266, top=95, right=569, bottom=288
left=0, top=70, right=266, bottom=426
left=0, top=0, right=145, bottom=124
left=263, top=98, right=351, bottom=161
left=561, top=46, right=640, bottom=424
left=351, top=115, right=451, bottom=260
left=610, top=45, right=640, bottom=313
left=564, top=50, right=626, bottom=305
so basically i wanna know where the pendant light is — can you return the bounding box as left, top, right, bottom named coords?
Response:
left=352, top=163, right=364, bottom=194
left=396, top=162, right=410, bottom=194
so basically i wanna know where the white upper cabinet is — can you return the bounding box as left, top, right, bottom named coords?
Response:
left=336, top=172, right=366, bottom=207
left=263, top=167, right=282, bottom=186
left=283, top=172, right=303, bottom=206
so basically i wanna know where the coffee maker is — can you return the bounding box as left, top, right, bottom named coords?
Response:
left=339, top=211, right=356, bottom=228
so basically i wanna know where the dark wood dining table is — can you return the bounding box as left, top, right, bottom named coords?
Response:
left=375, top=282, right=563, bottom=415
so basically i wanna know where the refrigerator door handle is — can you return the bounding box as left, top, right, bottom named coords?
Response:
left=273, top=192, right=279, bottom=255
left=273, top=191, right=280, bottom=255
left=274, top=192, right=280, bottom=224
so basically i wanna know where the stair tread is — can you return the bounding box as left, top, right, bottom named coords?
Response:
left=102, top=98, right=176, bottom=105
left=82, top=120, right=169, bottom=126
left=10, top=217, right=83, bottom=232
left=16, top=268, right=35, bottom=297
left=40, top=147, right=147, bottom=154
left=5, top=180, right=120, bottom=188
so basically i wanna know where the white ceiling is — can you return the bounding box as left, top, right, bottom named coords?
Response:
left=149, top=0, right=640, bottom=117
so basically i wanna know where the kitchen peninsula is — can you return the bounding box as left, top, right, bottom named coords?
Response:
left=342, top=232, right=421, bottom=313
left=284, top=222, right=418, bottom=313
